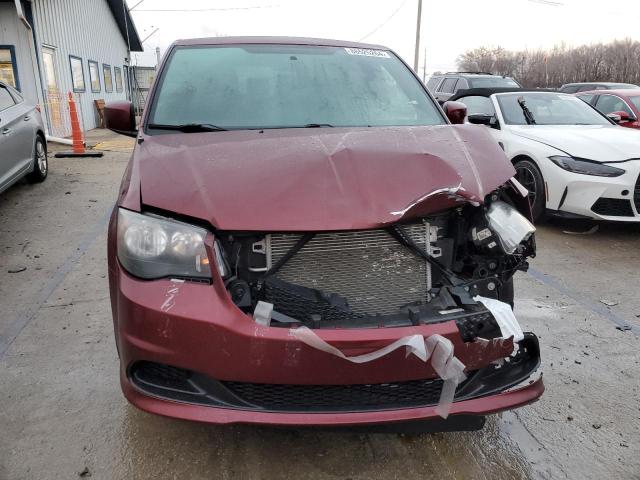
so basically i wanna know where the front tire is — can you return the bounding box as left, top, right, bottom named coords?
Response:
left=26, top=135, right=48, bottom=183
left=514, top=158, right=545, bottom=222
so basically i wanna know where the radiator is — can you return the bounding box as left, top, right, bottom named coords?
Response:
left=266, top=222, right=435, bottom=316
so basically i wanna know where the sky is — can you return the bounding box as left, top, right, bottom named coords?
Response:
left=127, top=0, right=640, bottom=76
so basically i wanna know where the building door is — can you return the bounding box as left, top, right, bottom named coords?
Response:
left=41, top=47, right=65, bottom=137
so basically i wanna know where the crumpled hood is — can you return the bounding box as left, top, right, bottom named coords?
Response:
left=510, top=125, right=640, bottom=162
left=136, top=125, right=513, bottom=231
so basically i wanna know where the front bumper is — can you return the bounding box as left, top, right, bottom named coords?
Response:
left=111, top=262, right=543, bottom=427
left=549, top=161, right=640, bottom=221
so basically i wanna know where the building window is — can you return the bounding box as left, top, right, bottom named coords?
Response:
left=103, top=64, right=113, bottom=93
left=69, top=55, right=85, bottom=92
left=88, top=60, right=100, bottom=92
left=0, top=45, right=19, bottom=90
left=114, top=67, right=123, bottom=92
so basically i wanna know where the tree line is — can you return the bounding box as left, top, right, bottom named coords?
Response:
left=455, top=39, right=640, bottom=88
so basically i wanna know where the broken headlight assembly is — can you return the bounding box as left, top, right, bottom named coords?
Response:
left=471, top=200, right=535, bottom=255
left=486, top=200, right=536, bottom=254
left=117, top=208, right=219, bottom=280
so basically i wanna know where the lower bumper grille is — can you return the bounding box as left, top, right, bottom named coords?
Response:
left=634, top=175, right=640, bottom=213
left=223, top=379, right=446, bottom=411
left=591, top=197, right=634, bottom=217
left=128, top=335, right=541, bottom=413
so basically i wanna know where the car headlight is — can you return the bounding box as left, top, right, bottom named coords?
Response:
left=549, top=155, right=625, bottom=177
left=117, top=208, right=223, bottom=280
left=486, top=201, right=536, bottom=254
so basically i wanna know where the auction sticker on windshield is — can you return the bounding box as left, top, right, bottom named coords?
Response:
left=344, top=47, right=390, bottom=58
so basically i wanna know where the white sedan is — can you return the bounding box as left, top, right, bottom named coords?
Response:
left=449, top=89, right=640, bottom=222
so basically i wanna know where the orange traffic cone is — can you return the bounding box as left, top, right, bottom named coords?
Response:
left=54, top=92, right=103, bottom=158
left=69, top=92, right=84, bottom=153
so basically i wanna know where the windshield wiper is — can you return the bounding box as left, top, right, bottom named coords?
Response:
left=147, top=123, right=228, bottom=132
left=516, top=97, right=536, bottom=125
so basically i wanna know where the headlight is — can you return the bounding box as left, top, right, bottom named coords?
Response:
left=549, top=155, right=625, bottom=177
left=117, top=209, right=221, bottom=280
left=486, top=201, right=536, bottom=254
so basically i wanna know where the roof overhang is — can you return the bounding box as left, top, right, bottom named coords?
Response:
left=105, top=0, right=143, bottom=52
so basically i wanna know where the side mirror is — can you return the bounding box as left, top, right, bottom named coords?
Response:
left=467, top=114, right=496, bottom=126
left=442, top=101, right=467, bottom=124
left=608, top=110, right=634, bottom=123
left=105, top=101, right=137, bottom=137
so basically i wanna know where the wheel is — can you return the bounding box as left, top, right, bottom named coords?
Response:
left=498, top=276, right=514, bottom=308
left=26, top=135, right=48, bottom=183
left=514, top=158, right=545, bottom=222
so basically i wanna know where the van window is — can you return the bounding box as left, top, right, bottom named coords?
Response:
left=149, top=45, right=445, bottom=130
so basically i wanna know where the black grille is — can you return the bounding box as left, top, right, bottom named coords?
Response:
left=634, top=175, right=640, bottom=213
left=132, top=361, right=197, bottom=393
left=591, top=197, right=634, bottom=217
left=261, top=277, right=364, bottom=324
left=222, top=378, right=446, bottom=411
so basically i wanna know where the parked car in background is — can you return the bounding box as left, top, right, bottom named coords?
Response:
left=104, top=37, right=542, bottom=432
left=426, top=72, right=521, bottom=103
left=576, top=89, right=640, bottom=130
left=558, top=82, right=639, bottom=94
left=451, top=88, right=640, bottom=222
left=0, top=81, right=47, bottom=194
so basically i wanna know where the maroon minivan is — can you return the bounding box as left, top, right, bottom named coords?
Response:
left=105, top=37, right=543, bottom=431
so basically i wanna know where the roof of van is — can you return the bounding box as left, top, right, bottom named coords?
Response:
left=172, top=36, right=388, bottom=50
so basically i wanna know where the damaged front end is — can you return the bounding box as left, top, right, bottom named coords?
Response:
left=115, top=179, right=543, bottom=429
left=198, top=180, right=541, bottom=421
left=218, top=181, right=535, bottom=336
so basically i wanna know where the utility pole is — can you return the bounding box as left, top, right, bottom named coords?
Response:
left=423, top=46, right=427, bottom=81
left=413, top=0, right=422, bottom=72
left=155, top=47, right=161, bottom=67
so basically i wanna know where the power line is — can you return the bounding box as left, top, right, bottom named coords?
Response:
left=359, top=0, right=410, bottom=42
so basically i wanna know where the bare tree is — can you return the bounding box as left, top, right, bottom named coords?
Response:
left=455, top=39, right=640, bottom=87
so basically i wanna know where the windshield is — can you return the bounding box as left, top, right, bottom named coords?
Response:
left=148, top=45, right=444, bottom=130
left=468, top=77, right=520, bottom=88
left=629, top=97, right=640, bottom=110
left=496, top=92, right=611, bottom=125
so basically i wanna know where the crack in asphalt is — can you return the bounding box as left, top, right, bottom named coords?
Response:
left=0, top=205, right=113, bottom=360
left=527, top=266, right=640, bottom=335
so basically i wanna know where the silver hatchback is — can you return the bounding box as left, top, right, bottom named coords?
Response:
left=0, top=81, right=47, bottom=194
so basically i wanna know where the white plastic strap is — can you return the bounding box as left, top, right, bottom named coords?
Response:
left=473, top=295, right=524, bottom=342
left=289, top=327, right=466, bottom=418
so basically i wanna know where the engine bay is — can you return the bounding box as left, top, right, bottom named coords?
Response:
left=215, top=186, right=536, bottom=335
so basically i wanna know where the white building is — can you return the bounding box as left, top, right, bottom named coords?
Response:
left=0, top=0, right=142, bottom=138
